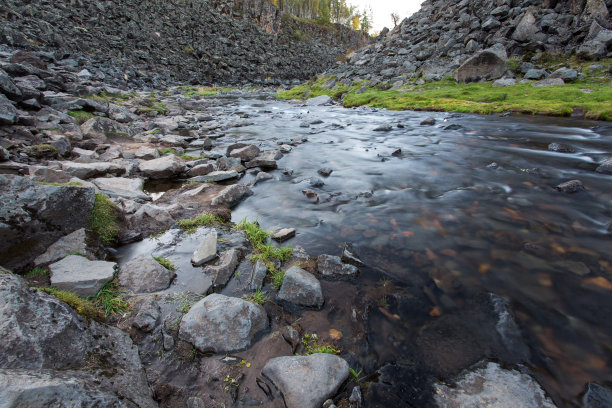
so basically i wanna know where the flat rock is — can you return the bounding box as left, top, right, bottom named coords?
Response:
left=179, top=293, right=267, bottom=353
left=204, top=248, right=240, bottom=286
left=34, top=228, right=101, bottom=266
left=49, top=255, right=116, bottom=297
left=272, top=227, right=296, bottom=242
left=556, top=179, right=584, bottom=193
left=191, top=229, right=217, bottom=265
left=533, top=78, right=564, bottom=87
left=595, top=158, right=612, bottom=174
left=138, top=154, right=186, bottom=179
left=211, top=184, right=253, bottom=208
left=30, top=167, right=72, bottom=183
left=80, top=117, right=135, bottom=141
left=189, top=170, right=239, bottom=182
left=245, top=151, right=280, bottom=169
left=119, top=254, right=175, bottom=293
left=61, top=161, right=126, bottom=179
left=134, top=146, right=160, bottom=160
left=278, top=266, right=324, bottom=308
left=229, top=144, right=260, bottom=161
left=187, top=163, right=214, bottom=177
left=317, top=254, right=359, bottom=278
left=305, top=95, right=332, bottom=106
left=262, top=353, right=349, bottom=408
left=93, top=177, right=150, bottom=201
left=492, top=78, right=516, bottom=87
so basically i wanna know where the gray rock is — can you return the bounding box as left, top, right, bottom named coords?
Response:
left=583, top=382, right=612, bottom=408
left=61, top=161, right=126, bottom=179
left=191, top=229, right=218, bottom=265
left=204, top=248, right=241, bottom=286
left=262, top=354, right=350, bottom=408
left=434, top=361, right=556, bottom=408
left=189, top=170, right=239, bottom=182
left=229, top=144, right=261, bottom=161
left=0, top=68, right=22, bottom=101
left=595, top=158, right=612, bottom=174
left=547, top=143, right=574, bottom=153
left=0, top=175, right=95, bottom=271
left=420, top=117, right=436, bottom=126
left=373, top=124, right=393, bottom=131
left=317, top=254, right=359, bottom=278
left=549, top=68, right=578, bottom=82
left=119, top=254, right=174, bottom=293
left=482, top=18, right=501, bottom=30
left=108, top=103, right=139, bottom=123
left=34, top=228, right=100, bottom=266
left=30, top=167, right=71, bottom=183
left=272, top=227, right=296, bottom=242
left=349, top=385, right=362, bottom=407
left=556, top=179, right=584, bottom=193
left=524, top=69, right=548, bottom=80
left=211, top=184, right=253, bottom=208
left=80, top=117, right=135, bottom=141
left=309, top=177, right=325, bottom=187
left=512, top=11, right=539, bottom=42
left=0, top=146, right=9, bottom=162
left=93, top=177, right=150, bottom=201
left=132, top=297, right=161, bottom=332
left=492, top=78, right=517, bottom=87
left=138, top=154, right=186, bottom=179
left=72, top=147, right=99, bottom=161
left=187, top=163, right=214, bottom=177
left=533, top=78, right=565, bottom=87
left=49, top=255, right=116, bottom=297
left=134, top=146, right=160, bottom=160
left=318, top=167, right=333, bottom=177
left=278, top=266, right=324, bottom=308
left=253, top=171, right=273, bottom=184
left=245, top=151, right=280, bottom=169
left=0, top=94, right=17, bottom=125
left=454, top=48, right=507, bottom=83
left=305, top=95, right=332, bottom=106
left=179, top=293, right=267, bottom=353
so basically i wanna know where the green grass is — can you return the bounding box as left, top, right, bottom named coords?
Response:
left=158, top=148, right=177, bottom=156
left=86, top=91, right=137, bottom=105
left=92, top=280, right=129, bottom=317
left=25, top=267, right=49, bottom=277
left=243, top=287, right=269, bottom=305
left=68, top=110, right=96, bottom=125
left=177, top=213, right=225, bottom=233
left=28, top=144, right=59, bottom=157
left=37, top=287, right=104, bottom=321
left=154, top=256, right=175, bottom=271
left=300, top=333, right=340, bottom=355
left=89, top=193, right=120, bottom=246
left=35, top=181, right=83, bottom=187
left=178, top=85, right=234, bottom=97
left=180, top=153, right=204, bottom=160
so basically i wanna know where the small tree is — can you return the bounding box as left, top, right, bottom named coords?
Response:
left=360, top=6, right=372, bottom=34
left=391, top=12, right=400, bottom=27
left=351, top=14, right=360, bottom=30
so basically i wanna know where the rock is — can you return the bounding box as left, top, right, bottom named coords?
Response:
left=547, top=143, right=574, bottom=153
left=108, top=103, right=139, bottom=123
left=0, top=94, right=18, bottom=125
left=61, top=161, right=126, bottom=179
left=317, top=254, right=359, bottom=278
left=34, top=228, right=101, bottom=266
left=512, top=11, right=539, bottom=42
left=211, top=184, right=253, bottom=208
left=434, top=361, right=556, bottom=408
left=309, top=177, right=325, bottom=187
left=0, top=274, right=156, bottom=407
left=0, top=146, right=9, bottom=162
left=556, top=179, right=584, bottom=193
left=134, top=146, right=160, bottom=160
left=229, top=144, right=260, bottom=161
left=93, top=177, right=150, bottom=201
left=179, top=293, right=267, bottom=353
left=318, top=167, right=333, bottom=177
left=262, top=354, right=349, bottom=408
left=30, top=167, right=71, bottom=183
left=138, top=154, right=186, bottom=179
left=189, top=170, right=239, bottom=182
left=583, top=382, right=612, bottom=408
left=10, top=50, right=47, bottom=69
left=349, top=386, right=362, bottom=407
left=524, top=69, right=548, bottom=80
left=492, top=78, right=517, bottom=87
left=254, top=171, right=273, bottom=184
left=341, top=242, right=364, bottom=266
left=191, top=230, right=218, bottom=266
left=0, top=175, right=95, bottom=271
left=272, top=227, right=296, bottom=242
left=81, top=117, right=134, bottom=141
left=187, top=163, right=214, bottom=177
left=204, top=248, right=241, bottom=286
left=0, top=68, right=22, bottom=101
left=533, top=78, right=565, bottom=87
left=454, top=48, right=507, bottom=83
left=245, top=151, right=280, bottom=169
left=119, top=254, right=175, bottom=293
left=132, top=297, right=161, bottom=332
left=278, top=266, right=324, bottom=308
left=305, top=95, right=332, bottom=106
left=373, top=124, right=393, bottom=131
left=595, top=158, right=612, bottom=173
left=549, top=68, right=578, bottom=82
left=420, top=117, right=436, bottom=126
left=49, top=255, right=116, bottom=297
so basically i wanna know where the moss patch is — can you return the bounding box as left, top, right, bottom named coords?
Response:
left=177, top=213, right=225, bottom=233
left=28, top=144, right=59, bottom=158
left=37, top=287, right=105, bottom=321
left=89, top=193, right=120, bottom=246
left=154, top=256, right=175, bottom=271
left=68, top=110, right=96, bottom=125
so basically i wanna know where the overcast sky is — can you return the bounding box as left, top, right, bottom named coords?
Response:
left=350, top=0, right=424, bottom=33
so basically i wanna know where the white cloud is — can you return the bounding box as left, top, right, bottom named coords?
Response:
left=350, top=0, right=424, bottom=33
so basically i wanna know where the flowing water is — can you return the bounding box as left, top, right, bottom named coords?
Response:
left=121, top=94, right=612, bottom=407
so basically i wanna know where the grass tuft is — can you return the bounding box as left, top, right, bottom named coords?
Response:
left=300, top=333, right=340, bottom=355
left=37, top=287, right=104, bottom=321
left=35, top=181, right=83, bottom=187
left=177, top=213, right=224, bottom=233
left=68, top=110, right=96, bottom=125
left=25, top=267, right=49, bottom=277
left=28, top=144, right=59, bottom=157
left=89, top=193, right=120, bottom=246
left=154, top=256, right=175, bottom=271
left=243, top=287, right=269, bottom=305
left=92, top=280, right=129, bottom=317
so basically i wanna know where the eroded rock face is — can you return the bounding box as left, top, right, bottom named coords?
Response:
left=262, top=353, right=349, bottom=408
left=119, top=253, right=175, bottom=293
left=179, top=293, right=267, bottom=353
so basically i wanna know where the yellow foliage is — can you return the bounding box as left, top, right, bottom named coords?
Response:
left=351, top=15, right=360, bottom=30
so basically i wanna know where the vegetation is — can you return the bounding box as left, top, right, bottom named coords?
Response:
left=243, top=287, right=269, bottom=305
left=92, top=280, right=129, bottom=317
left=272, top=0, right=363, bottom=29
left=178, top=85, right=233, bottom=97
left=89, top=193, right=120, bottom=246
left=68, top=110, right=96, bottom=125
left=35, top=181, right=83, bottom=187
left=177, top=213, right=225, bottom=233
left=349, top=367, right=365, bottom=382
left=167, top=291, right=204, bottom=314
left=86, top=91, right=136, bottom=105
left=25, top=267, right=49, bottom=277
left=37, top=287, right=104, bottom=321
left=154, top=256, right=176, bottom=271
left=28, top=144, right=59, bottom=158
left=301, top=332, right=340, bottom=355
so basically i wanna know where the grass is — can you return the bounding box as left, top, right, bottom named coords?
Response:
left=86, top=91, right=137, bottom=105
left=300, top=333, right=340, bottom=355
left=28, top=144, right=59, bottom=157
left=35, top=181, right=83, bottom=187
left=158, top=148, right=177, bottom=156
left=68, top=110, right=96, bottom=125
left=349, top=367, right=365, bottom=382
left=177, top=213, right=225, bottom=233
left=154, top=256, right=175, bottom=271
left=37, top=287, right=104, bottom=321
left=92, top=280, right=129, bottom=316
left=243, top=287, right=269, bottom=305
left=89, top=193, right=120, bottom=246
left=167, top=291, right=204, bottom=314
left=178, top=85, right=233, bottom=97
left=25, top=267, right=49, bottom=277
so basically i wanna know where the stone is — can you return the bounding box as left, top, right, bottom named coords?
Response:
left=49, top=255, right=116, bottom=297
left=229, top=144, right=260, bottom=161
left=556, top=179, right=584, bottom=193
left=119, top=254, right=175, bottom=293
left=132, top=297, right=161, bottom=332
left=492, top=78, right=517, bottom=87
left=80, top=117, right=134, bottom=141
left=10, top=50, right=47, bottom=69
left=262, top=354, right=349, bottom=408
left=318, top=167, right=333, bottom=177
left=512, top=11, right=539, bottom=42
left=373, top=124, right=393, bottom=131
left=549, top=68, right=578, bottom=82
left=93, top=177, right=150, bottom=201
left=34, top=228, right=100, bottom=266
left=278, top=266, right=324, bottom=308
left=454, top=48, right=507, bottom=83
left=253, top=171, right=273, bottom=184
left=341, top=242, right=364, bottom=266
left=595, top=158, right=612, bottom=174
left=309, top=177, right=325, bottom=187
left=0, top=68, right=22, bottom=101
left=204, top=248, right=241, bottom=286
left=524, top=69, right=548, bottom=80
left=191, top=230, right=218, bottom=265
left=533, top=78, right=565, bottom=87
left=0, top=175, right=95, bottom=271
left=548, top=143, right=574, bottom=153
left=187, top=163, right=214, bottom=176
left=420, top=117, right=436, bottom=126
left=134, top=146, right=160, bottom=160
left=61, top=161, right=126, bottom=179
left=583, top=382, right=612, bottom=408
left=272, top=227, right=296, bottom=242
left=211, top=184, right=253, bottom=208
left=189, top=170, right=239, bottom=182
left=305, top=95, right=332, bottom=106
left=0, top=146, right=9, bottom=162
left=349, top=386, right=362, bottom=407
left=245, top=151, right=280, bottom=169
left=317, top=254, right=359, bottom=278
left=138, top=154, right=186, bottom=179
left=108, top=103, right=139, bottom=123
left=0, top=93, right=18, bottom=125
left=179, top=293, right=267, bottom=353
left=434, top=361, right=556, bottom=408
left=30, top=167, right=71, bottom=183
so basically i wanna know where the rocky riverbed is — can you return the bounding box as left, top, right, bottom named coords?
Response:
left=1, top=45, right=612, bottom=408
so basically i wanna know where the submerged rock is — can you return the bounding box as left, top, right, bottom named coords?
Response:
left=318, top=254, right=359, bottom=278
left=555, top=179, right=584, bottom=193
left=595, top=158, right=612, bottom=174
left=191, top=230, right=218, bottom=266
left=49, top=255, right=116, bottom=297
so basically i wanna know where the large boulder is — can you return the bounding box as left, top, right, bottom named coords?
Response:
left=49, top=255, right=116, bottom=297
left=33, top=228, right=103, bottom=266
left=179, top=293, right=267, bottom=353
left=0, top=175, right=95, bottom=272
left=277, top=266, right=324, bottom=308
left=93, top=177, right=150, bottom=201
left=80, top=117, right=135, bottom=141
left=262, top=354, right=350, bottom=408
left=119, top=253, right=175, bottom=293
left=0, top=273, right=156, bottom=407
left=138, top=154, right=186, bottom=179
left=454, top=47, right=508, bottom=83
left=512, top=11, right=539, bottom=42
left=210, top=184, right=253, bottom=208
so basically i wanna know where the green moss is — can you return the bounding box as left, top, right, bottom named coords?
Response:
left=68, top=110, right=96, bottom=125
left=36, top=287, right=105, bottom=321
left=89, top=193, right=120, bottom=246
left=35, top=181, right=83, bottom=187
left=28, top=144, right=59, bottom=157
left=301, top=333, right=340, bottom=355
left=177, top=213, right=225, bottom=233
left=158, top=148, right=177, bottom=156
left=25, top=267, right=49, bottom=277
left=154, top=256, right=175, bottom=271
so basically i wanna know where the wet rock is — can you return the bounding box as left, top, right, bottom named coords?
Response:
left=373, top=124, right=393, bottom=131
left=555, top=179, right=584, bottom=193
left=420, top=117, right=436, bottom=126
left=122, top=203, right=175, bottom=243
left=191, top=230, right=218, bottom=266
left=93, top=177, right=150, bottom=201
left=204, top=248, right=241, bottom=286
left=245, top=151, right=280, bottom=169
left=187, top=163, right=214, bottom=177
left=119, top=254, right=175, bottom=293
left=548, top=143, right=574, bottom=153
left=80, top=117, right=134, bottom=141
left=434, top=361, right=556, bottom=408
left=317, top=254, right=359, bottom=278
left=341, top=242, right=364, bottom=266
left=271, top=227, right=296, bottom=242
left=349, top=386, right=362, bottom=407
left=211, top=184, right=253, bottom=208
left=318, top=167, right=333, bottom=177
left=138, top=154, right=186, bottom=179
left=49, top=255, right=116, bottom=297
left=262, top=353, right=349, bottom=408
left=533, top=78, right=564, bottom=87
left=0, top=94, right=18, bottom=125
left=583, top=382, right=612, bottom=408
left=134, top=146, right=160, bottom=160
left=34, top=228, right=101, bottom=266
left=0, top=175, right=95, bottom=271
left=278, top=265, right=324, bottom=308
left=61, top=161, right=126, bottom=179
left=305, top=95, right=332, bottom=106
left=454, top=47, right=507, bottom=83
left=189, top=169, right=239, bottom=182
left=492, top=78, right=517, bottom=87
left=229, top=144, right=260, bottom=161
left=253, top=171, right=273, bottom=184
left=280, top=325, right=301, bottom=352
left=179, top=293, right=267, bottom=353
left=132, top=297, right=161, bottom=332
left=595, top=158, right=612, bottom=174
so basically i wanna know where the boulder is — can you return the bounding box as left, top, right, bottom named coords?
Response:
left=0, top=175, right=95, bottom=271
left=524, top=69, right=548, bottom=80
left=533, top=78, right=565, bottom=87
left=34, top=228, right=102, bottom=266
left=61, top=161, right=126, bottom=179
left=211, top=184, right=253, bottom=208
left=80, top=117, right=135, bottom=141
left=272, top=227, right=296, bottom=242
left=191, top=230, right=218, bottom=266
left=512, top=11, right=539, bottom=42
left=187, top=163, right=214, bottom=177
left=0, top=94, right=17, bottom=125
left=595, top=158, right=612, bottom=174
left=204, top=248, right=241, bottom=286
left=454, top=48, right=507, bottom=83
left=492, top=78, right=517, bottom=87
left=549, top=68, right=578, bottom=82
left=93, top=177, right=150, bottom=201
left=305, top=95, right=332, bottom=106
left=138, top=154, right=186, bottom=179
left=119, top=254, right=175, bottom=293
left=49, top=255, right=116, bottom=297
left=132, top=298, right=161, bottom=332
left=245, top=151, right=281, bottom=169
left=262, top=354, right=350, bottom=408
left=134, top=146, right=160, bottom=160
left=108, top=103, right=139, bottom=123
left=278, top=266, right=324, bottom=308
left=317, top=254, right=359, bottom=278
left=179, top=293, right=267, bottom=353
left=583, top=382, right=612, bottom=408
left=229, top=144, right=261, bottom=161
left=0, top=68, right=22, bottom=101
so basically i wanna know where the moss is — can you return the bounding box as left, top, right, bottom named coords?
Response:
left=154, top=256, right=175, bottom=271
left=301, top=333, right=340, bottom=355
left=177, top=213, right=225, bottom=233
left=35, top=181, right=83, bottom=187
left=37, top=287, right=105, bottom=321
left=28, top=144, right=59, bottom=158
left=178, top=85, right=234, bottom=97
left=86, top=91, right=137, bottom=105
left=25, top=267, right=49, bottom=277
left=89, top=193, right=120, bottom=246
left=68, top=110, right=96, bottom=125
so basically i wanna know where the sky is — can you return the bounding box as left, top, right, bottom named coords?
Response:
left=350, top=0, right=424, bottom=33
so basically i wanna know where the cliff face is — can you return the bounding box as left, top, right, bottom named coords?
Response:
left=0, top=0, right=369, bottom=87
left=327, top=0, right=611, bottom=84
